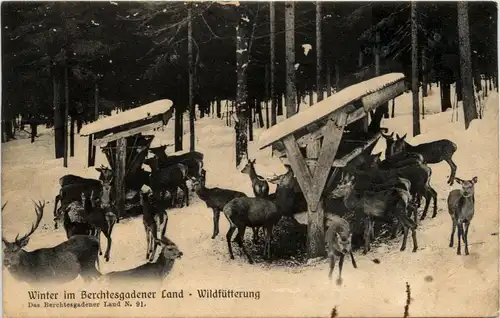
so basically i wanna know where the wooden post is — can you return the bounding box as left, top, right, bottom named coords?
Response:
left=115, top=137, right=127, bottom=223
left=91, top=83, right=99, bottom=166
left=87, top=135, right=93, bottom=167
left=63, top=65, right=69, bottom=168
left=282, top=112, right=347, bottom=258
left=326, top=62, right=332, bottom=97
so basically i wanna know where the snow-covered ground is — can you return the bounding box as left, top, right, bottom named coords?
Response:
left=2, top=83, right=499, bottom=317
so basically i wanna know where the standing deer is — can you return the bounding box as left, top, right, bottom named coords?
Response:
left=326, top=215, right=357, bottom=286
left=392, top=133, right=458, bottom=186
left=241, top=159, right=270, bottom=198
left=381, top=132, right=395, bottom=158
left=141, top=189, right=168, bottom=262
left=331, top=172, right=418, bottom=254
left=448, top=176, right=478, bottom=255
left=2, top=201, right=101, bottom=285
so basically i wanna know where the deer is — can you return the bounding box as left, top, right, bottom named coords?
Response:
left=381, top=132, right=396, bottom=158
left=149, top=145, right=204, bottom=181
left=2, top=201, right=101, bottom=285
left=190, top=172, right=248, bottom=240
left=448, top=176, right=478, bottom=255
left=326, top=215, right=357, bottom=286
left=103, top=237, right=182, bottom=284
left=81, top=178, right=118, bottom=262
left=144, top=157, right=190, bottom=208
left=241, top=159, right=270, bottom=198
left=392, top=133, right=458, bottom=186
left=223, top=165, right=297, bottom=264
left=330, top=172, right=418, bottom=254
left=141, top=189, right=168, bottom=262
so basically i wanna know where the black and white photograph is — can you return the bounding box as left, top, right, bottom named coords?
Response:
left=1, top=1, right=499, bottom=317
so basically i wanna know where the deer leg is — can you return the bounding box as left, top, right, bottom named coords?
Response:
left=225, top=224, right=237, bottom=260
left=328, top=254, right=336, bottom=279
left=363, top=217, right=371, bottom=255
left=350, top=251, right=357, bottom=269
left=182, top=182, right=189, bottom=207
left=252, top=227, right=260, bottom=244
left=96, top=228, right=102, bottom=255
left=449, top=220, right=456, bottom=247
left=211, top=209, right=220, bottom=239
left=463, top=222, right=470, bottom=255
left=411, top=227, right=418, bottom=252
left=160, top=212, right=168, bottom=240
left=336, top=254, right=345, bottom=285
left=456, top=222, right=462, bottom=255
left=430, top=187, right=438, bottom=218
left=103, top=231, right=112, bottom=262
left=400, top=224, right=409, bottom=251
left=265, top=225, right=273, bottom=260
left=235, top=225, right=253, bottom=264
left=391, top=221, right=401, bottom=239
left=445, top=158, right=457, bottom=185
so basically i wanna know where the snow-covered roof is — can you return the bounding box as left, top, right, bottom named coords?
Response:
left=80, top=99, right=173, bottom=136
left=258, top=73, right=405, bottom=149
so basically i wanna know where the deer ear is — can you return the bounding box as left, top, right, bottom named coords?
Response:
left=396, top=133, right=400, bottom=139
left=402, top=133, right=407, bottom=140
left=472, top=176, right=478, bottom=184
left=251, top=159, right=256, bottom=164
left=389, top=132, right=394, bottom=138
left=454, top=177, right=464, bottom=184
left=374, top=152, right=382, bottom=159
left=95, top=167, right=102, bottom=173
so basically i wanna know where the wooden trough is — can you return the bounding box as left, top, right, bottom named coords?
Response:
left=258, top=73, right=406, bottom=258
left=80, top=99, right=174, bottom=218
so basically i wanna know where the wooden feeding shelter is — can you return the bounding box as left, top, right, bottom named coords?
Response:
left=80, top=99, right=174, bottom=217
left=258, top=73, right=407, bottom=258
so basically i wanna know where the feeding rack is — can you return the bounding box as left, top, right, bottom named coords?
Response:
left=258, top=73, right=406, bottom=258
left=80, top=99, right=174, bottom=215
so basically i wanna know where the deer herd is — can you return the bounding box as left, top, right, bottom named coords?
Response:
left=2, top=130, right=478, bottom=288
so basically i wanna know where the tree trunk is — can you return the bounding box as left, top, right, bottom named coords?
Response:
left=391, top=99, right=395, bottom=118
left=456, top=78, right=463, bottom=101
left=411, top=1, right=420, bottom=136
left=64, top=65, right=69, bottom=167
left=256, top=99, right=264, bottom=128
left=422, top=46, right=428, bottom=97
left=90, top=82, right=99, bottom=166
left=216, top=99, right=222, bottom=118
left=277, top=94, right=283, bottom=116
left=53, top=73, right=64, bottom=159
left=326, top=62, right=332, bottom=97
left=70, top=116, right=75, bottom=157
left=270, top=1, right=277, bottom=126
left=375, top=31, right=380, bottom=76
left=285, top=1, right=296, bottom=118
left=77, top=118, right=82, bottom=134
left=309, top=87, right=314, bottom=106
left=334, top=63, right=340, bottom=93
left=358, top=50, right=363, bottom=68
left=248, top=99, right=253, bottom=142
left=175, top=105, right=183, bottom=152
left=188, top=7, right=196, bottom=151
left=458, top=2, right=477, bottom=129
left=316, top=1, right=323, bottom=103
left=235, top=9, right=250, bottom=167
left=265, top=65, right=270, bottom=128
left=441, top=82, right=452, bottom=111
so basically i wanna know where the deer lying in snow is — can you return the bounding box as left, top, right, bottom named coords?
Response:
left=448, top=176, right=478, bottom=255
left=2, top=202, right=101, bottom=285
left=104, top=237, right=182, bottom=285
left=326, top=215, right=357, bottom=286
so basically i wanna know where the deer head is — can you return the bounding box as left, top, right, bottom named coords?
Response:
left=330, top=172, right=355, bottom=199
left=2, top=201, right=44, bottom=268
left=335, top=232, right=353, bottom=254
left=96, top=165, right=113, bottom=183
left=455, top=176, right=478, bottom=197
left=156, top=237, right=183, bottom=261
left=381, top=132, right=395, bottom=156
left=240, top=159, right=256, bottom=174
left=392, top=133, right=408, bottom=155
left=99, top=179, right=114, bottom=208
left=266, top=165, right=294, bottom=188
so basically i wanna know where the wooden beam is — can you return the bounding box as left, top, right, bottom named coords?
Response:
left=115, top=137, right=127, bottom=222
left=331, top=132, right=380, bottom=167
left=282, top=135, right=315, bottom=205
left=309, top=112, right=347, bottom=211
left=87, top=135, right=94, bottom=167
left=93, top=121, right=163, bottom=147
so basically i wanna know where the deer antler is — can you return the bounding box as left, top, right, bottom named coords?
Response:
left=15, top=201, right=44, bottom=244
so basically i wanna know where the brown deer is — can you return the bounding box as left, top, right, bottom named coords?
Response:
left=104, top=237, right=182, bottom=284
left=81, top=183, right=117, bottom=262
left=241, top=159, right=270, bottom=198
left=331, top=172, right=418, bottom=254
left=141, top=190, right=168, bottom=262
left=392, top=133, right=458, bottom=185
left=448, top=176, right=478, bottom=255
left=381, top=132, right=395, bottom=158
left=2, top=201, right=101, bottom=285
left=326, top=215, right=357, bottom=286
